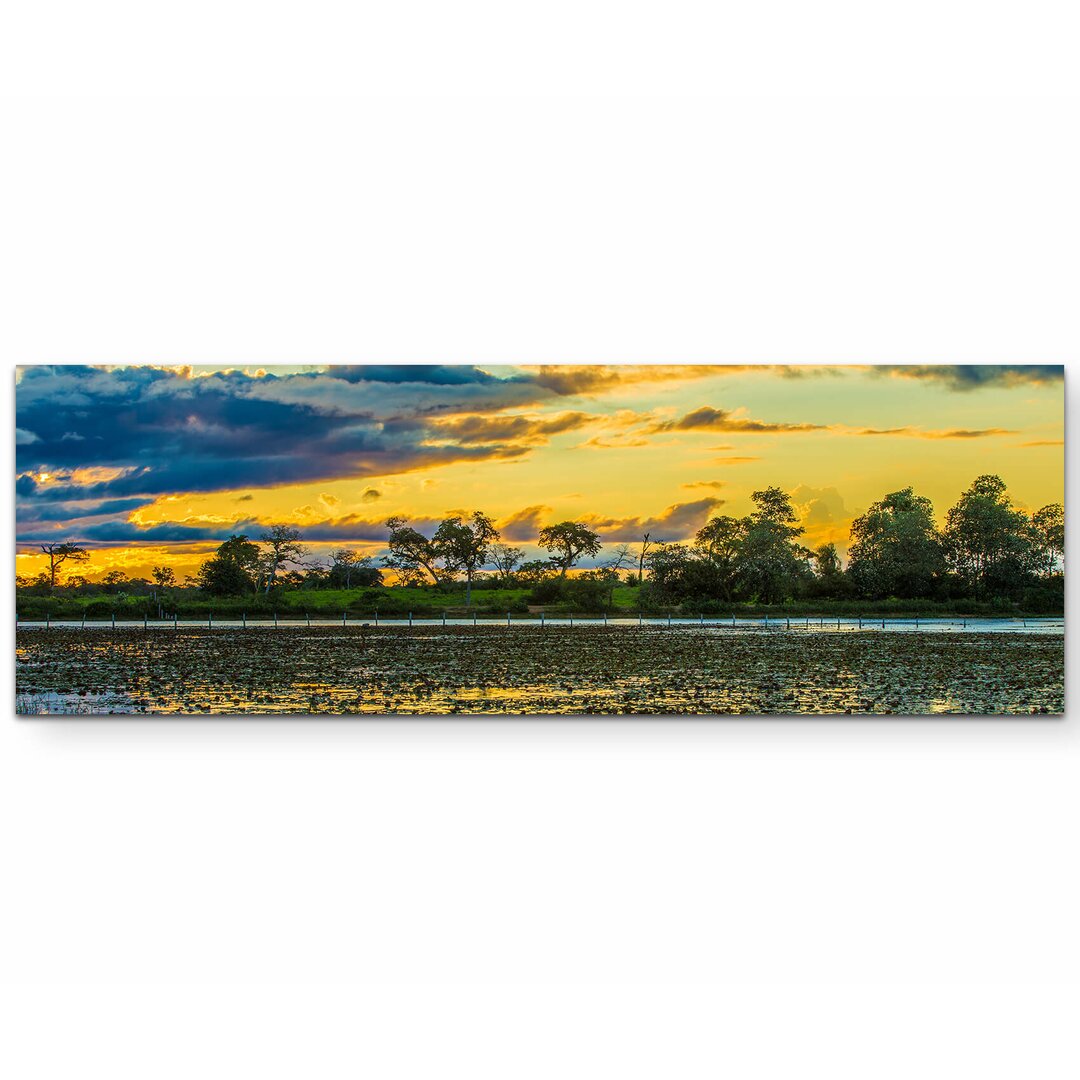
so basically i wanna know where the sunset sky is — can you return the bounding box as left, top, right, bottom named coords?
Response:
left=15, top=364, right=1065, bottom=582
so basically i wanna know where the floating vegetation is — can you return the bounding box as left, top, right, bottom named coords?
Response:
left=14, top=626, right=1064, bottom=716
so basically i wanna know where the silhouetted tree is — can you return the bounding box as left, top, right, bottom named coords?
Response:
left=487, top=543, right=525, bottom=581
left=197, top=534, right=261, bottom=596
left=151, top=565, right=176, bottom=589
left=328, top=549, right=381, bottom=589
left=517, top=559, right=557, bottom=586
left=943, top=475, right=1035, bottom=597
left=260, top=525, right=307, bottom=594
left=692, top=515, right=747, bottom=600
left=637, top=532, right=653, bottom=584
left=38, top=541, right=89, bottom=590
left=847, top=487, right=945, bottom=599
left=538, top=521, right=602, bottom=577
left=383, top=517, right=443, bottom=584
left=1030, top=503, right=1064, bottom=576
left=736, top=487, right=808, bottom=603
left=433, top=511, right=500, bottom=604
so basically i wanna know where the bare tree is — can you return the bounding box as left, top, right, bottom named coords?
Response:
left=38, top=541, right=90, bottom=590
left=598, top=543, right=634, bottom=606
left=638, top=532, right=653, bottom=584
left=487, top=542, right=525, bottom=582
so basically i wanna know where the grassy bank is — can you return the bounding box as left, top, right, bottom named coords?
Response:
left=15, top=584, right=1063, bottom=620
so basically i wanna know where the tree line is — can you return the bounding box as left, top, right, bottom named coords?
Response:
left=18, top=475, right=1063, bottom=612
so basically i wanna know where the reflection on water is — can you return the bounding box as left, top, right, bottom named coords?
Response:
left=15, top=626, right=1065, bottom=716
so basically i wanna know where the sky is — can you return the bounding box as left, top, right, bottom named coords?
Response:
left=14, top=364, right=1065, bottom=582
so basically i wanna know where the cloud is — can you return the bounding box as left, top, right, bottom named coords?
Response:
left=15, top=365, right=532, bottom=506
left=790, top=485, right=847, bottom=528
left=872, top=365, right=1064, bottom=391
left=711, top=456, right=760, bottom=465
left=497, top=504, right=553, bottom=542
left=1018, top=439, right=1064, bottom=447
left=360, top=487, right=382, bottom=502
left=649, top=406, right=827, bottom=435
left=15, top=497, right=155, bottom=524
left=580, top=435, right=652, bottom=449
left=681, top=480, right=726, bottom=490
left=17, top=519, right=254, bottom=545
left=853, top=426, right=1015, bottom=439
left=581, top=498, right=724, bottom=542
left=15, top=428, right=40, bottom=445
left=324, top=364, right=502, bottom=386
left=789, top=484, right=852, bottom=549
left=429, top=411, right=596, bottom=445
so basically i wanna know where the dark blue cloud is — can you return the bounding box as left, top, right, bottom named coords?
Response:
left=876, top=365, right=1064, bottom=390
left=325, top=365, right=505, bottom=385
left=15, top=497, right=154, bottom=523
left=16, top=520, right=250, bottom=545
left=15, top=365, right=531, bottom=504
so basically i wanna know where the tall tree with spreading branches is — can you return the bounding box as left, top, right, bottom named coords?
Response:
left=433, top=511, right=500, bottom=604
left=38, top=541, right=89, bottom=590
left=538, top=521, right=602, bottom=577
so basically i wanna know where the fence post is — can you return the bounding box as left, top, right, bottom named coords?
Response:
left=732, top=613, right=735, bottom=627
left=787, top=617, right=790, bottom=630
left=82, top=611, right=86, bottom=629
left=144, top=615, right=148, bottom=629
left=442, top=611, right=446, bottom=627
left=700, top=613, right=704, bottom=625
left=408, top=612, right=413, bottom=627
left=639, top=612, right=643, bottom=626
left=46, top=613, right=50, bottom=629
left=375, top=610, right=379, bottom=627
left=858, top=616, right=862, bottom=629
left=243, top=612, right=247, bottom=628
left=764, top=614, right=768, bottom=629
left=306, top=611, right=310, bottom=627
left=541, top=612, right=545, bottom=628
left=882, top=618, right=885, bottom=629
left=569, top=614, right=573, bottom=627
left=274, top=611, right=278, bottom=627
left=112, top=611, right=116, bottom=629
left=507, top=611, right=511, bottom=627
left=604, top=612, right=608, bottom=626
left=837, top=615, right=840, bottom=630
left=668, top=613, right=672, bottom=627
left=915, top=617, right=919, bottom=629
left=174, top=612, right=178, bottom=630
left=208, top=612, right=212, bottom=629
left=342, top=611, right=347, bottom=627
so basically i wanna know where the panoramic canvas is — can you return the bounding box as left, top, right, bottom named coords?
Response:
left=14, top=364, right=1064, bottom=716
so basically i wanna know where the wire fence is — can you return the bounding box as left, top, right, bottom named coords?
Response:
left=15, top=613, right=1065, bottom=634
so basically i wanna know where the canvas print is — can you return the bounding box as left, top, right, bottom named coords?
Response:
left=14, top=364, right=1064, bottom=715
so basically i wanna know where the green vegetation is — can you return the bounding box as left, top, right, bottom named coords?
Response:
left=16, top=474, right=1064, bottom=619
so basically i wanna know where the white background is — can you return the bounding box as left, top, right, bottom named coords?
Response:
left=1, top=5, right=1078, bottom=1077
